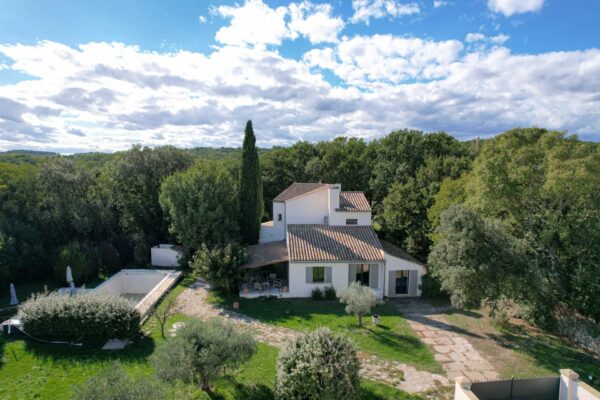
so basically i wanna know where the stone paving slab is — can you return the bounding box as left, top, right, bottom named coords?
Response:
left=395, top=298, right=500, bottom=382
left=176, top=280, right=449, bottom=394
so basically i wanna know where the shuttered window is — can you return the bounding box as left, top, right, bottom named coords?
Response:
left=306, top=266, right=332, bottom=283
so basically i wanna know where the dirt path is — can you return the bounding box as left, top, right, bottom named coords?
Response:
left=175, top=279, right=448, bottom=394
left=394, top=298, right=499, bottom=382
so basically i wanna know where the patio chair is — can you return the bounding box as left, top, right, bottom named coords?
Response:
left=261, top=281, right=270, bottom=291
left=272, top=280, right=282, bottom=290
left=268, top=273, right=277, bottom=282
left=253, top=282, right=262, bottom=292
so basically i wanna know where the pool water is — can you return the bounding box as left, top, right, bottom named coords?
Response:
left=120, top=293, right=147, bottom=304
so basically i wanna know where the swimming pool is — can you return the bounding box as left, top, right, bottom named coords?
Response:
left=94, top=269, right=182, bottom=319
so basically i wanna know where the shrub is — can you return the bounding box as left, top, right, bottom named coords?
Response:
left=189, top=243, right=246, bottom=293
left=53, top=241, right=99, bottom=285
left=311, top=287, right=323, bottom=300
left=72, top=362, right=165, bottom=400
left=337, top=282, right=382, bottom=327
left=275, top=327, right=360, bottom=400
left=323, top=286, right=337, bottom=300
left=98, top=242, right=121, bottom=273
left=18, top=293, right=140, bottom=342
left=151, top=318, right=256, bottom=391
left=419, top=274, right=449, bottom=300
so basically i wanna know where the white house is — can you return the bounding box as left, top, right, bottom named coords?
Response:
left=242, top=182, right=425, bottom=298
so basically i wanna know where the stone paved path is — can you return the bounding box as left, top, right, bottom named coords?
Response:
left=395, top=298, right=499, bottom=382
left=176, top=279, right=448, bottom=394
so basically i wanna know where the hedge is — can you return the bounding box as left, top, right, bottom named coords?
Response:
left=18, top=293, right=140, bottom=342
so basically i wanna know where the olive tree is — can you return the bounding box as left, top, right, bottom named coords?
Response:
left=337, top=282, right=382, bottom=327
left=275, top=327, right=360, bottom=400
left=72, top=363, right=165, bottom=400
left=151, top=318, right=256, bottom=391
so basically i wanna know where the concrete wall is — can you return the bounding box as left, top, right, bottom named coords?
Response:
left=560, top=370, right=600, bottom=400
left=260, top=202, right=287, bottom=243
left=286, top=189, right=330, bottom=224
left=151, top=245, right=182, bottom=267
left=384, top=252, right=426, bottom=297
left=288, top=262, right=383, bottom=298
left=95, top=269, right=171, bottom=296
left=329, top=210, right=372, bottom=226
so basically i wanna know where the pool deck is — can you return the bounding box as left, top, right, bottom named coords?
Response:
left=135, top=270, right=182, bottom=319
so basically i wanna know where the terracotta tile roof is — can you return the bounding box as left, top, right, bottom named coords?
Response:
left=287, top=224, right=384, bottom=262
left=338, top=191, right=371, bottom=212
left=273, top=182, right=330, bottom=202
left=380, top=239, right=425, bottom=266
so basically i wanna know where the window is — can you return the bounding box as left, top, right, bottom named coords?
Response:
left=324, top=216, right=329, bottom=224
left=277, top=213, right=282, bottom=221
left=306, top=266, right=331, bottom=283
left=312, top=267, right=325, bottom=283
left=346, top=218, right=358, bottom=225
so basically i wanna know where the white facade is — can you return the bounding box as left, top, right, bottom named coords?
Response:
left=288, top=261, right=384, bottom=298
left=384, top=252, right=426, bottom=297
left=259, top=184, right=372, bottom=244
left=253, top=182, right=425, bottom=298
left=150, top=244, right=183, bottom=267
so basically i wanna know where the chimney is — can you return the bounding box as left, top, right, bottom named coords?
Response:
left=328, top=183, right=341, bottom=212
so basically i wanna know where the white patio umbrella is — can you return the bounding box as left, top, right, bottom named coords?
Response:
left=9, top=283, right=19, bottom=305
left=66, top=266, right=74, bottom=285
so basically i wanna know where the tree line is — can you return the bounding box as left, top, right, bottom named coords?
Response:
left=1, top=126, right=598, bottom=324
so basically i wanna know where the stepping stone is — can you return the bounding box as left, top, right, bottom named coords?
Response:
left=433, top=345, right=453, bottom=354
left=434, top=336, right=454, bottom=345
left=464, top=371, right=486, bottom=381
left=102, top=339, right=129, bottom=350
left=434, top=353, right=451, bottom=362
left=443, top=362, right=465, bottom=372
left=483, top=371, right=500, bottom=380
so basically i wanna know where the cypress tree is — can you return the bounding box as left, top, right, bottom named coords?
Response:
left=239, top=120, right=263, bottom=244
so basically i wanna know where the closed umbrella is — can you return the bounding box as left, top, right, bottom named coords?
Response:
left=10, top=283, right=19, bottom=305
left=66, top=266, right=74, bottom=285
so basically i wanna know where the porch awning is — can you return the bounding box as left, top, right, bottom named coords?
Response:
left=242, top=240, right=289, bottom=269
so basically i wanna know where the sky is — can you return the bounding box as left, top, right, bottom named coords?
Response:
left=0, top=0, right=599, bottom=153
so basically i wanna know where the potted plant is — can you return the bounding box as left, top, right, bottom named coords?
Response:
left=372, top=314, right=380, bottom=325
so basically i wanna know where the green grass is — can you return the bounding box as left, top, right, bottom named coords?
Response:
left=0, top=275, right=423, bottom=399
left=444, top=309, right=600, bottom=389
left=210, top=294, right=441, bottom=372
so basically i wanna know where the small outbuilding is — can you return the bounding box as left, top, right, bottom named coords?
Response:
left=150, top=244, right=184, bottom=268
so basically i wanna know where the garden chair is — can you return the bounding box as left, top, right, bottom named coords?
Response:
left=268, top=273, right=277, bottom=282
left=253, top=282, right=262, bottom=292
left=261, top=281, right=270, bottom=291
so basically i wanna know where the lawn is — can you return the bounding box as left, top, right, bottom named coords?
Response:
left=0, top=275, right=425, bottom=399
left=444, top=309, right=600, bottom=389
left=209, top=294, right=441, bottom=372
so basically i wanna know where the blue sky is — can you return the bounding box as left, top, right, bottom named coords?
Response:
left=0, top=0, right=599, bottom=152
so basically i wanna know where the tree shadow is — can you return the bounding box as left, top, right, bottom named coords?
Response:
left=213, top=377, right=274, bottom=400
left=20, top=334, right=156, bottom=366
left=492, top=324, right=600, bottom=386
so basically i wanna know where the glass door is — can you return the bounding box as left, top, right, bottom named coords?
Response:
left=395, top=271, right=409, bottom=295
left=356, top=264, right=370, bottom=286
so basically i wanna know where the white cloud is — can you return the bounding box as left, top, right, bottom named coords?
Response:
left=465, top=33, right=485, bottom=43
left=350, top=0, right=420, bottom=25
left=198, top=15, right=207, bottom=24
left=488, top=0, right=544, bottom=16
left=433, top=0, right=448, bottom=8
left=212, top=0, right=344, bottom=47
left=305, top=35, right=464, bottom=85
left=288, top=1, right=344, bottom=44
left=213, top=0, right=289, bottom=47
left=465, top=32, right=510, bottom=46
left=1, top=35, right=599, bottom=152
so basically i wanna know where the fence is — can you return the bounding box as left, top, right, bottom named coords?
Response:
left=470, top=376, right=560, bottom=400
